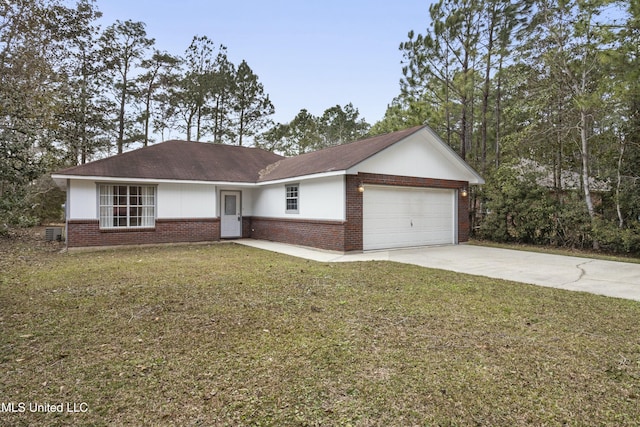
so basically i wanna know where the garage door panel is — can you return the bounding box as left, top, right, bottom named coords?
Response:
left=363, top=186, right=456, bottom=250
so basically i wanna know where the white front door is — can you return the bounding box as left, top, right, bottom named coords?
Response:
left=220, top=191, right=242, bottom=238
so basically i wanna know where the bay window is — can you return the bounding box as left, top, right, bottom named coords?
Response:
left=99, top=184, right=155, bottom=229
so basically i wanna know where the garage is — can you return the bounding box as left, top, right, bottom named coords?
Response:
left=363, top=186, right=457, bottom=250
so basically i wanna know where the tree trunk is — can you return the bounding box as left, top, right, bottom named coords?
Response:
left=143, top=82, right=153, bottom=146
left=117, top=75, right=126, bottom=154
left=459, top=46, right=469, bottom=161
left=238, top=107, right=244, bottom=146
left=579, top=110, right=599, bottom=250
left=580, top=114, right=595, bottom=218
left=196, top=104, right=203, bottom=142
left=445, top=56, right=452, bottom=148
left=495, top=54, right=502, bottom=168
left=616, top=136, right=625, bottom=228
left=213, top=96, right=221, bottom=143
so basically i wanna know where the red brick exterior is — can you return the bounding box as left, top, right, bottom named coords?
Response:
left=66, top=173, right=471, bottom=250
left=66, top=218, right=219, bottom=248
left=243, top=174, right=470, bottom=252
left=345, top=175, right=363, bottom=251
left=249, top=217, right=346, bottom=252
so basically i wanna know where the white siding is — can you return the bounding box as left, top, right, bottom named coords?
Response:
left=157, top=182, right=217, bottom=218
left=253, top=185, right=284, bottom=217
left=67, top=180, right=219, bottom=220
left=253, top=175, right=345, bottom=221
left=68, top=180, right=97, bottom=219
left=240, top=188, right=254, bottom=217
left=348, top=131, right=468, bottom=181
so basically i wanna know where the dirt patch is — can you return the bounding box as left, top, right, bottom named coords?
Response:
left=0, top=226, right=65, bottom=271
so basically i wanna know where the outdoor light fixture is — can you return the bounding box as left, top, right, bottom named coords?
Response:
left=461, top=188, right=468, bottom=197
left=357, top=183, right=365, bottom=193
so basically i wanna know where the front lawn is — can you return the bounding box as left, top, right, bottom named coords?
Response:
left=1, top=242, right=639, bottom=426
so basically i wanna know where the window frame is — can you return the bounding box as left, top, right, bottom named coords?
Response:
left=98, top=184, right=156, bottom=230
left=285, top=183, right=299, bottom=214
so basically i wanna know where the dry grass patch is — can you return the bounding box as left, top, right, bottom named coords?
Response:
left=1, top=242, right=639, bottom=426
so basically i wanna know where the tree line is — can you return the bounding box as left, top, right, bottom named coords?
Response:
left=0, top=0, right=370, bottom=228
left=1, top=0, right=639, bottom=255
left=372, top=0, right=640, bottom=254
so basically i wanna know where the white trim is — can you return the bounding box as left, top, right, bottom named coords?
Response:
left=345, top=126, right=484, bottom=185
left=52, top=170, right=347, bottom=188
left=256, top=170, right=346, bottom=186
left=421, top=126, right=485, bottom=184
left=97, top=183, right=157, bottom=229
left=285, top=183, right=300, bottom=214
left=52, top=174, right=257, bottom=187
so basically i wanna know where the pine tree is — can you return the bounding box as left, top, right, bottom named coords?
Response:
left=231, top=60, right=274, bottom=146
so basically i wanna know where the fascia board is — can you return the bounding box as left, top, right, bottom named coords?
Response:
left=255, top=170, right=346, bottom=186
left=51, top=174, right=255, bottom=187
left=421, top=126, right=485, bottom=185
left=344, top=127, right=485, bottom=185
left=52, top=171, right=348, bottom=189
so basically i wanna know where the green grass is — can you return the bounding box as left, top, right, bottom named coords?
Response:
left=1, top=242, right=640, bottom=426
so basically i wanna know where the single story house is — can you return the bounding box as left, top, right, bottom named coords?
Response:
left=52, top=125, right=484, bottom=251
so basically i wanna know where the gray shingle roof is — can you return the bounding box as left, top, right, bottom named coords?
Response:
left=257, top=126, right=424, bottom=181
left=53, top=126, right=430, bottom=184
left=54, top=141, right=284, bottom=183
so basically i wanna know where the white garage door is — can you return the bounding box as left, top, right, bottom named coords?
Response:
left=363, top=186, right=457, bottom=250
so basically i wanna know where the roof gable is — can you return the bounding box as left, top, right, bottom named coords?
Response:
left=257, top=126, right=425, bottom=182
left=347, top=126, right=484, bottom=184
left=52, top=126, right=484, bottom=186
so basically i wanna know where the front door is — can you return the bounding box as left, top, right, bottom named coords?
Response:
left=220, top=191, right=242, bottom=238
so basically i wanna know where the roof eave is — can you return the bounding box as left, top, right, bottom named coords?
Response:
left=420, top=126, right=485, bottom=185
left=256, top=170, right=346, bottom=185
left=343, top=126, right=485, bottom=185
left=50, top=174, right=258, bottom=187
left=338, top=125, right=427, bottom=171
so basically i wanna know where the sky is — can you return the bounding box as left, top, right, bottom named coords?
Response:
left=96, top=0, right=431, bottom=130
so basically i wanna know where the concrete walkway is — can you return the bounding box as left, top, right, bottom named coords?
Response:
left=236, top=239, right=640, bottom=302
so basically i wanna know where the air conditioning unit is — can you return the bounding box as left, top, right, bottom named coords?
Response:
left=45, top=227, right=63, bottom=241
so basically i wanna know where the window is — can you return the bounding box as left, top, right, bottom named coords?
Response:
left=99, top=184, right=155, bottom=229
left=285, top=184, right=299, bottom=213
left=224, top=194, right=236, bottom=215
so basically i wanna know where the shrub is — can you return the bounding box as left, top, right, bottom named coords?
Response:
left=592, top=218, right=640, bottom=255
left=0, top=175, right=64, bottom=232
left=479, top=166, right=556, bottom=245
left=553, top=192, right=593, bottom=249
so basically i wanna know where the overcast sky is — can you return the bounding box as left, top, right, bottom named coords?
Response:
left=97, top=0, right=431, bottom=131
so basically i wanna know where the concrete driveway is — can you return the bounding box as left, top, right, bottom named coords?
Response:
left=237, top=240, right=640, bottom=302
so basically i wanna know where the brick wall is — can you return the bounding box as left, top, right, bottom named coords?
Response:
left=247, top=173, right=470, bottom=251
left=66, top=173, right=470, bottom=250
left=344, top=175, right=363, bottom=251
left=357, top=173, right=467, bottom=190
left=249, top=217, right=346, bottom=252
left=66, top=218, right=219, bottom=248
left=458, top=193, right=470, bottom=243
left=242, top=217, right=252, bottom=238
